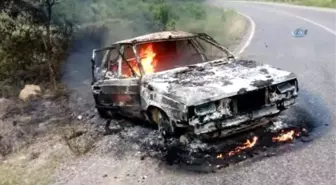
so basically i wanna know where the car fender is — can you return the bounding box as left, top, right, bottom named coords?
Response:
left=140, top=86, right=187, bottom=122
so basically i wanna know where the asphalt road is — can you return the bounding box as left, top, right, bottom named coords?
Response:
left=54, top=2, right=336, bottom=185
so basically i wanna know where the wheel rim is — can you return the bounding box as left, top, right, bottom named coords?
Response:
left=151, top=109, right=172, bottom=137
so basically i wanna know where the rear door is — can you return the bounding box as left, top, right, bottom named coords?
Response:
left=97, top=45, right=143, bottom=118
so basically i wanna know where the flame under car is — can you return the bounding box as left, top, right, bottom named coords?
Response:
left=90, top=31, right=299, bottom=140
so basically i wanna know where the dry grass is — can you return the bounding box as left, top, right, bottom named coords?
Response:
left=176, top=8, right=247, bottom=48
left=0, top=135, right=73, bottom=185
left=0, top=94, right=100, bottom=185
left=61, top=124, right=99, bottom=156
left=0, top=122, right=101, bottom=185
left=225, top=11, right=247, bottom=42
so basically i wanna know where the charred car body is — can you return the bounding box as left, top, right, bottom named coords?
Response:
left=91, top=31, right=299, bottom=139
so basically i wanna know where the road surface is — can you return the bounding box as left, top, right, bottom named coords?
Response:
left=53, top=1, right=336, bottom=185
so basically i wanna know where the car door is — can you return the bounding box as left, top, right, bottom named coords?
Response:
left=97, top=45, right=143, bottom=118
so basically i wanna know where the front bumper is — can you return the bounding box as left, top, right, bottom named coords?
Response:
left=192, top=98, right=296, bottom=136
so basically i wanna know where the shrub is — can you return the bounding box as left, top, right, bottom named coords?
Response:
left=0, top=13, right=68, bottom=82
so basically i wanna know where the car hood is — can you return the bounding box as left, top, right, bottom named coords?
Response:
left=142, top=59, right=297, bottom=106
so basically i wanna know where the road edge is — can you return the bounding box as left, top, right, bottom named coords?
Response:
left=232, top=11, right=256, bottom=58
left=233, top=12, right=256, bottom=56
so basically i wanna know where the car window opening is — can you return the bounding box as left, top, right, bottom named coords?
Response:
left=104, top=38, right=229, bottom=78
left=135, top=39, right=207, bottom=74
left=121, top=45, right=141, bottom=78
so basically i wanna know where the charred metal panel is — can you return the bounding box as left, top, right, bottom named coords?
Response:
left=142, top=59, right=297, bottom=106
left=100, top=86, right=139, bottom=94
left=115, top=31, right=195, bottom=44
left=140, top=81, right=187, bottom=122
left=192, top=104, right=281, bottom=135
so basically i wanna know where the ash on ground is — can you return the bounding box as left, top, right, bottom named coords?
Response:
left=95, top=107, right=316, bottom=173
left=60, top=92, right=320, bottom=174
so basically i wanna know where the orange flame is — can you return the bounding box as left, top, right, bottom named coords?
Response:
left=217, top=136, right=258, bottom=159
left=272, top=130, right=295, bottom=142
left=121, top=43, right=157, bottom=77
left=139, top=44, right=157, bottom=74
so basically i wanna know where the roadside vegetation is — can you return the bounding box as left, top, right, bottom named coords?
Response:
left=0, top=0, right=247, bottom=185
left=58, top=0, right=246, bottom=49
left=243, top=0, right=336, bottom=8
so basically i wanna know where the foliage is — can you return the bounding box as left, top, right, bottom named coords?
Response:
left=0, top=13, right=69, bottom=82
left=54, top=0, right=245, bottom=46
left=289, top=0, right=335, bottom=7
left=0, top=0, right=73, bottom=93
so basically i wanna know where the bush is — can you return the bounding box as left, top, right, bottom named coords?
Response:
left=0, top=13, right=70, bottom=83
left=0, top=0, right=73, bottom=95
left=57, top=0, right=246, bottom=47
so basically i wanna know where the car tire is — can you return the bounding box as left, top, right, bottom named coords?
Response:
left=150, top=108, right=175, bottom=138
left=96, top=108, right=111, bottom=119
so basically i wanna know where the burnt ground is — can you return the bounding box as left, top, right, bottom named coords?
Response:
left=44, top=89, right=330, bottom=185
left=35, top=92, right=329, bottom=184
left=91, top=103, right=321, bottom=173
left=47, top=89, right=325, bottom=172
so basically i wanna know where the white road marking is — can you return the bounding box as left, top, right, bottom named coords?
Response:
left=280, top=11, right=336, bottom=36
left=236, top=11, right=256, bottom=55
left=227, top=1, right=336, bottom=13
left=226, top=0, right=335, bottom=56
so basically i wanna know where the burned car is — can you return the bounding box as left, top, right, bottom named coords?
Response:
left=90, top=31, right=299, bottom=140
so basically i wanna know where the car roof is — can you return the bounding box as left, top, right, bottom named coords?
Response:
left=114, top=31, right=196, bottom=45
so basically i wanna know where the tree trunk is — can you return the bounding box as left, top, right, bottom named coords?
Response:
left=46, top=2, right=56, bottom=89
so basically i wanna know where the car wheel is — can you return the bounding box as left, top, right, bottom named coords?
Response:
left=150, top=108, right=175, bottom=138
left=96, top=108, right=111, bottom=119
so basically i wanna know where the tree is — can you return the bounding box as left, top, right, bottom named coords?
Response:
left=38, top=0, right=61, bottom=88
left=0, top=0, right=72, bottom=95
left=151, top=3, right=176, bottom=31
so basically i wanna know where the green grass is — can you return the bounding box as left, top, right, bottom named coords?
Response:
left=55, top=0, right=247, bottom=47
left=176, top=8, right=246, bottom=46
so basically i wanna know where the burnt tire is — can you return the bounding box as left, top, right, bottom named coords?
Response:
left=96, top=108, right=111, bottom=119
left=149, top=108, right=175, bottom=138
